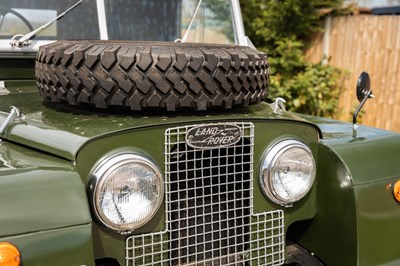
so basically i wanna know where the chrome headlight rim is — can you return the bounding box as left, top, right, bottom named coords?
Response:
left=89, top=153, right=163, bottom=232
left=260, top=139, right=316, bottom=206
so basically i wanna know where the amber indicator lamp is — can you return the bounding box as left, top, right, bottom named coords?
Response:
left=393, top=180, right=400, bottom=203
left=0, top=242, right=20, bottom=266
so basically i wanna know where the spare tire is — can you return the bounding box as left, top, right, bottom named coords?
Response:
left=35, top=41, right=269, bottom=111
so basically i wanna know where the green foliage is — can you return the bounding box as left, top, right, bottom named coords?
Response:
left=241, top=0, right=347, bottom=117
left=270, top=59, right=348, bottom=117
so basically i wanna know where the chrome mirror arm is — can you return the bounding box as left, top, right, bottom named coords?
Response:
left=353, top=90, right=374, bottom=126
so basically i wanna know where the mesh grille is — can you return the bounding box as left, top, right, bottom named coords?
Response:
left=126, top=123, right=285, bottom=265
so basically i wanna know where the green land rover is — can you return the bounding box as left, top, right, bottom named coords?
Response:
left=0, top=0, right=399, bottom=265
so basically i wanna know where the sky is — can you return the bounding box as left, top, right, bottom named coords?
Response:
left=349, top=0, right=400, bottom=7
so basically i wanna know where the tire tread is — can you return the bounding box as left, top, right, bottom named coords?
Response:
left=35, top=41, right=270, bottom=111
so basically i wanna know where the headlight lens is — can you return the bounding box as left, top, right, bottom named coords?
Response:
left=260, top=140, right=316, bottom=206
left=90, top=153, right=163, bottom=232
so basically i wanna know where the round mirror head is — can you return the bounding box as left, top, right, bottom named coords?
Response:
left=356, top=72, right=371, bottom=102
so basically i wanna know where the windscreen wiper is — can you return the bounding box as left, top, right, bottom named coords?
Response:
left=175, top=0, right=203, bottom=43
left=10, top=0, right=83, bottom=47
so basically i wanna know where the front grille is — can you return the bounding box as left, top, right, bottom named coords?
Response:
left=126, top=123, right=285, bottom=265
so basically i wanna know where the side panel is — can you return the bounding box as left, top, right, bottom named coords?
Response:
left=303, top=114, right=400, bottom=265
left=355, top=180, right=400, bottom=266
left=330, top=134, right=400, bottom=185
left=0, top=224, right=94, bottom=266
left=0, top=141, right=91, bottom=236
left=330, top=134, right=400, bottom=265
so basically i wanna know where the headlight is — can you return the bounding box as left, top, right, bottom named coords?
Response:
left=260, top=139, right=316, bottom=207
left=89, top=153, right=163, bottom=232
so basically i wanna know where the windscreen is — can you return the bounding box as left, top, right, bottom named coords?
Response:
left=0, top=0, right=100, bottom=39
left=0, top=0, right=234, bottom=44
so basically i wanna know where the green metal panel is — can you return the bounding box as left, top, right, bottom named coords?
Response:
left=293, top=123, right=400, bottom=265
left=0, top=224, right=94, bottom=266
left=314, top=122, right=400, bottom=262
left=292, top=144, right=358, bottom=266
left=298, top=114, right=395, bottom=141
left=0, top=141, right=91, bottom=236
left=3, top=118, right=88, bottom=161
left=0, top=57, right=35, bottom=80
left=355, top=179, right=400, bottom=266
left=326, top=134, right=400, bottom=185
left=2, top=77, right=398, bottom=265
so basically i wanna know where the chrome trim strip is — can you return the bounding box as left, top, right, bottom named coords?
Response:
left=0, top=40, right=54, bottom=53
left=230, top=0, right=247, bottom=46
left=96, top=0, right=109, bottom=40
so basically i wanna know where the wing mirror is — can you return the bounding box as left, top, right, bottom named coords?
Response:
left=353, top=72, right=374, bottom=126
